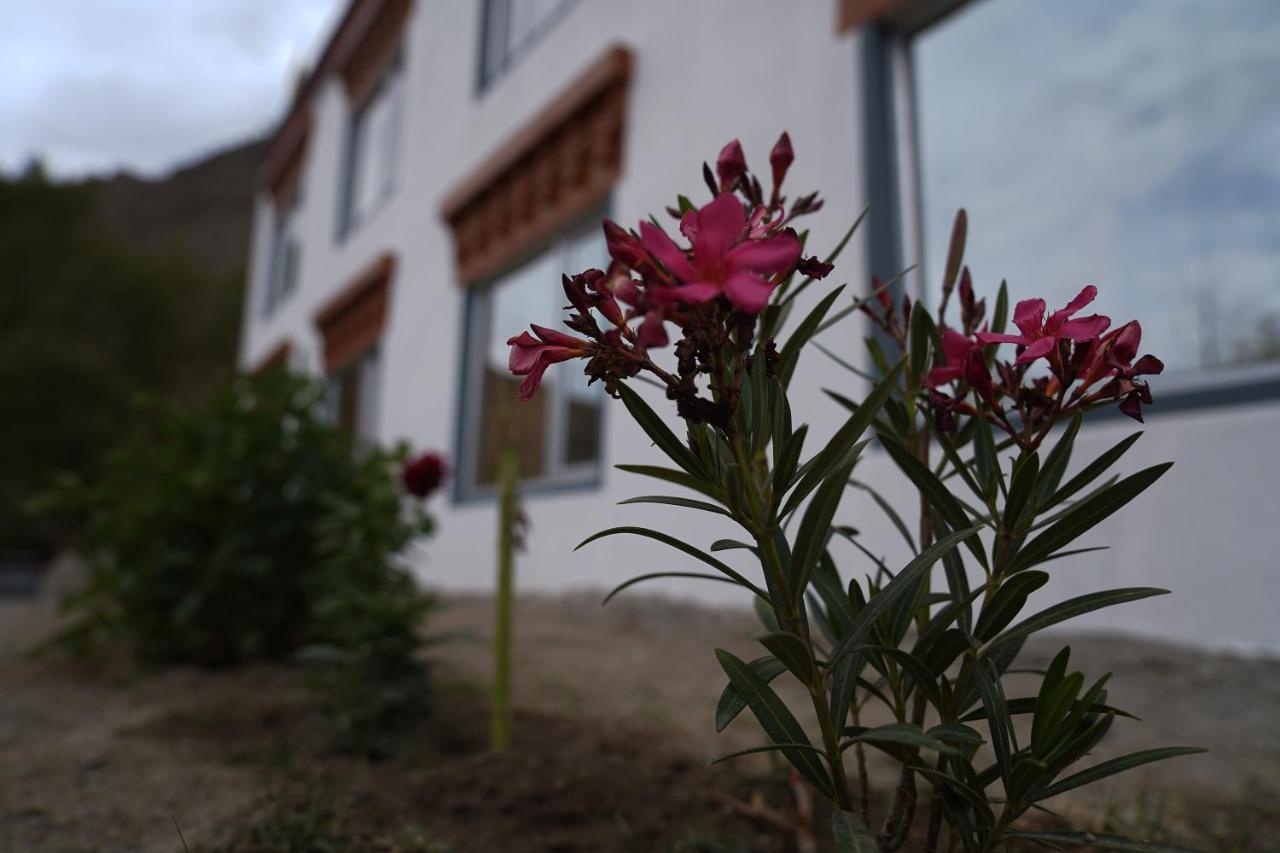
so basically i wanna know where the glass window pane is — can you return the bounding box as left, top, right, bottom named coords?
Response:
left=914, top=0, right=1280, bottom=372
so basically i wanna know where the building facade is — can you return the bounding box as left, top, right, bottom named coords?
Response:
left=240, top=0, right=1280, bottom=652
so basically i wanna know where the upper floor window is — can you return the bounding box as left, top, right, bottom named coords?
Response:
left=478, top=0, right=576, bottom=91
left=457, top=222, right=605, bottom=498
left=263, top=196, right=300, bottom=317
left=340, top=56, right=404, bottom=238
left=909, top=0, right=1280, bottom=374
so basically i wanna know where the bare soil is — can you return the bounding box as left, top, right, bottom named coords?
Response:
left=2, top=591, right=1278, bottom=852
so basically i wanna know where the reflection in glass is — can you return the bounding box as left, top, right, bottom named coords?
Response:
left=914, top=0, right=1280, bottom=371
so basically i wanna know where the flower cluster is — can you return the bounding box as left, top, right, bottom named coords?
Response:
left=868, top=270, right=1165, bottom=446
left=507, top=134, right=826, bottom=429
left=402, top=451, right=447, bottom=499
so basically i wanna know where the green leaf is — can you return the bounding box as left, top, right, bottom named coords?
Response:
left=617, top=495, right=728, bottom=516
left=781, top=360, right=903, bottom=519
left=845, top=722, right=960, bottom=755
left=973, top=570, right=1050, bottom=641
left=790, top=453, right=859, bottom=608
left=991, top=279, right=1009, bottom=337
left=714, top=649, right=834, bottom=797
left=576, top=527, right=767, bottom=601
left=715, top=656, right=787, bottom=732
left=958, top=696, right=1136, bottom=724
left=1037, top=432, right=1142, bottom=514
left=880, top=436, right=988, bottom=570
left=1036, top=414, right=1081, bottom=505
left=710, top=742, right=830, bottom=764
left=908, top=301, right=938, bottom=386
left=831, top=809, right=878, bottom=853
left=618, top=383, right=702, bottom=476
left=777, top=285, right=846, bottom=388
left=710, top=538, right=756, bottom=553
left=757, top=631, right=815, bottom=683
left=828, top=651, right=862, bottom=734
left=1010, top=463, right=1172, bottom=573
left=981, top=588, right=1169, bottom=656
left=1003, top=451, right=1040, bottom=533
left=971, top=655, right=1014, bottom=786
left=615, top=464, right=720, bottom=500
left=1005, top=830, right=1204, bottom=852
left=601, top=572, right=745, bottom=606
left=1038, top=747, right=1207, bottom=800
left=927, top=722, right=985, bottom=746
left=829, top=527, right=980, bottom=666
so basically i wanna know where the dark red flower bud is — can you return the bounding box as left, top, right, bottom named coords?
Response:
left=716, top=139, right=747, bottom=190
left=403, top=452, right=447, bottom=499
left=769, top=131, right=794, bottom=192
left=798, top=255, right=834, bottom=280
left=562, top=273, right=593, bottom=316
left=603, top=219, right=647, bottom=269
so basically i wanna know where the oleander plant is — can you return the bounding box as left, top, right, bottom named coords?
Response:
left=506, top=134, right=1204, bottom=852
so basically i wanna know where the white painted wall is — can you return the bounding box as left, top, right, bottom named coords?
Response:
left=240, top=0, right=1280, bottom=653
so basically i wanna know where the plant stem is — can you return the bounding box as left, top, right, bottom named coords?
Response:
left=491, top=446, right=517, bottom=752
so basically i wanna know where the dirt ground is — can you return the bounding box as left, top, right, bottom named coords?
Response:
left=2, top=591, right=1279, bottom=852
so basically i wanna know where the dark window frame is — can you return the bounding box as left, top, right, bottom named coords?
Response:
left=474, top=0, right=579, bottom=95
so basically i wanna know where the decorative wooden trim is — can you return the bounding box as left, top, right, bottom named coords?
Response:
left=440, top=45, right=632, bottom=285
left=259, top=0, right=413, bottom=192
left=251, top=340, right=293, bottom=376
left=315, top=253, right=396, bottom=372
left=261, top=107, right=310, bottom=207
left=339, top=0, right=410, bottom=105
left=838, top=0, right=964, bottom=33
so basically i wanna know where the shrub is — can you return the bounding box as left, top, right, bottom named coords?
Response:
left=44, top=370, right=434, bottom=670
left=505, top=135, right=1203, bottom=851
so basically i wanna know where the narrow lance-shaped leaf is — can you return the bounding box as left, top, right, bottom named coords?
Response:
left=576, top=527, right=767, bottom=601
left=1037, top=747, right=1207, bottom=800
left=980, top=587, right=1169, bottom=656
left=832, top=810, right=878, bottom=853
left=714, top=649, right=835, bottom=798
left=618, top=383, right=703, bottom=476
left=880, top=436, right=989, bottom=570
left=716, top=656, right=787, bottom=732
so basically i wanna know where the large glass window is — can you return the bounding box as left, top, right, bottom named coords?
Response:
left=478, top=0, right=576, bottom=91
left=458, top=224, right=605, bottom=496
left=340, top=57, right=403, bottom=237
left=912, top=0, right=1280, bottom=373
left=263, top=198, right=300, bottom=317
left=327, top=346, right=382, bottom=453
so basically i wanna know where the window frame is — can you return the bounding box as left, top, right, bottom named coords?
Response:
left=337, top=51, right=405, bottom=242
left=866, top=0, right=1280, bottom=418
left=452, top=213, right=609, bottom=503
left=474, top=0, right=579, bottom=95
left=263, top=196, right=301, bottom=318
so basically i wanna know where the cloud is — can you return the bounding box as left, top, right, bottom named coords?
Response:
left=0, top=0, right=339, bottom=178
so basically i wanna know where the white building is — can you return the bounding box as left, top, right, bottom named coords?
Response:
left=240, top=0, right=1280, bottom=652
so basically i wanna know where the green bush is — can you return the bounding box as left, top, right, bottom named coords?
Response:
left=44, top=370, right=434, bottom=670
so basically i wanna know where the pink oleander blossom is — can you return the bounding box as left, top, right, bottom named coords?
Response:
left=507, top=325, right=592, bottom=401
left=925, top=328, right=978, bottom=388
left=638, top=193, right=802, bottom=315
left=976, top=285, right=1111, bottom=365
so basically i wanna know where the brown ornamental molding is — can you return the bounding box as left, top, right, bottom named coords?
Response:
left=339, top=0, right=411, bottom=105
left=259, top=0, right=412, bottom=193
left=251, top=340, right=293, bottom=376
left=315, top=253, right=396, bottom=372
left=441, top=45, right=632, bottom=286
left=838, top=0, right=963, bottom=33
left=261, top=107, right=310, bottom=208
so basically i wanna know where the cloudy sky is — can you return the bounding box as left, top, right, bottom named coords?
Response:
left=0, top=0, right=340, bottom=178
left=915, top=0, right=1280, bottom=373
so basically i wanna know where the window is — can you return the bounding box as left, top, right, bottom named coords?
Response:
left=263, top=197, right=300, bottom=316
left=903, top=0, right=1280, bottom=375
left=457, top=224, right=605, bottom=497
left=478, top=0, right=576, bottom=91
left=327, top=345, right=382, bottom=452
left=340, top=56, right=403, bottom=237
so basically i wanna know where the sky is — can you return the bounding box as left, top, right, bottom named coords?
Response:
left=0, top=0, right=340, bottom=179
left=914, top=0, right=1280, bottom=373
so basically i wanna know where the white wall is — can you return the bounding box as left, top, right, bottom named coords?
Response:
left=240, top=0, right=1280, bottom=654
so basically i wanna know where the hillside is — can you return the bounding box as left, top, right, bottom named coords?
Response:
left=85, top=137, right=266, bottom=278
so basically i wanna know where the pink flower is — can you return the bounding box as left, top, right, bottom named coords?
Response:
left=402, top=452, right=447, bottom=499
left=637, top=193, right=801, bottom=315
left=507, top=325, right=592, bottom=401
left=976, top=285, right=1111, bottom=365
left=716, top=139, right=747, bottom=189
left=925, top=328, right=978, bottom=388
